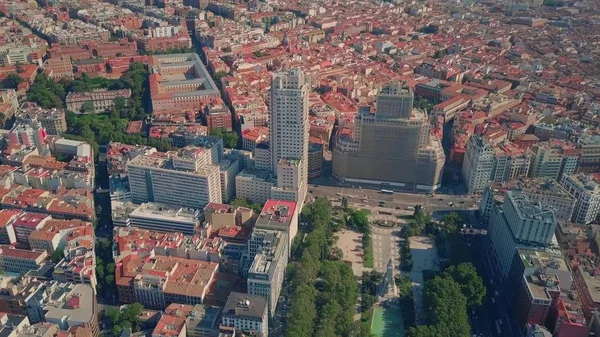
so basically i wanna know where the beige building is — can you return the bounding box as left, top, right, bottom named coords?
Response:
left=17, top=103, right=67, bottom=135
left=333, top=83, right=445, bottom=191
left=66, top=89, right=131, bottom=114
left=128, top=146, right=222, bottom=209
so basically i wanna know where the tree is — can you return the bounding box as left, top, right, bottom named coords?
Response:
left=50, top=249, right=65, bottom=263
left=114, top=96, right=127, bottom=111
left=418, top=275, right=470, bottom=337
left=27, top=74, right=67, bottom=109
left=341, top=197, right=349, bottom=210
left=3, top=73, right=23, bottom=88
left=408, top=325, right=439, bottom=337
left=230, top=198, right=263, bottom=213
left=80, top=101, right=95, bottom=114
left=329, top=246, right=343, bottom=260
left=348, top=210, right=369, bottom=233
left=209, top=127, right=239, bottom=148
left=362, top=270, right=383, bottom=296
left=105, top=308, right=120, bottom=326
left=122, top=302, right=143, bottom=330
left=443, top=263, right=486, bottom=309
left=433, top=50, right=446, bottom=59
left=395, top=275, right=413, bottom=299
left=441, top=212, right=463, bottom=234
left=214, top=70, right=228, bottom=80
left=15, top=62, right=24, bottom=73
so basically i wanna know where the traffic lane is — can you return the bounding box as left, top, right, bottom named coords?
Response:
left=476, top=238, right=515, bottom=337
left=309, top=189, right=477, bottom=212
left=309, top=183, right=478, bottom=202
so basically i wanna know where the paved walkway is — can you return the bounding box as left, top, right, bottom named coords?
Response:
left=408, top=236, right=440, bottom=325
left=336, top=229, right=369, bottom=276
left=372, top=226, right=401, bottom=272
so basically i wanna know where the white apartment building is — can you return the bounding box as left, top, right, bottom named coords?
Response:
left=491, top=148, right=530, bottom=183
left=219, top=157, right=241, bottom=203
left=128, top=202, right=201, bottom=235
left=66, top=89, right=131, bottom=114
left=503, top=190, right=557, bottom=245
left=221, top=292, right=268, bottom=337
left=488, top=190, right=557, bottom=281
left=235, top=169, right=276, bottom=204
left=462, top=135, right=494, bottom=193
left=0, top=245, right=48, bottom=273
left=561, top=174, right=600, bottom=224
left=127, top=146, right=222, bottom=209
left=480, top=178, right=576, bottom=222
left=247, top=229, right=288, bottom=318
left=269, top=69, right=309, bottom=205
left=527, top=142, right=578, bottom=181
left=254, top=144, right=271, bottom=171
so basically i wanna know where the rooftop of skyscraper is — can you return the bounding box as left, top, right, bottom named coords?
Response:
left=506, top=190, right=556, bottom=223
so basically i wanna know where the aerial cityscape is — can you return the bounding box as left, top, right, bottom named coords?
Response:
left=0, top=0, right=598, bottom=336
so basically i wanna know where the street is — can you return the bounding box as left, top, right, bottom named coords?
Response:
left=308, top=183, right=480, bottom=213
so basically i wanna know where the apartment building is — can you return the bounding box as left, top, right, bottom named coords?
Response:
left=235, top=169, right=276, bottom=204
left=27, top=219, right=93, bottom=253
left=186, top=304, right=221, bottom=337
left=148, top=53, right=220, bottom=112
left=0, top=90, right=18, bottom=127
left=43, top=284, right=99, bottom=337
left=152, top=303, right=192, bottom=337
left=0, top=209, right=21, bottom=245
left=7, top=123, right=47, bottom=149
left=219, top=156, right=241, bottom=203
left=52, top=246, right=97, bottom=290
left=480, top=179, right=576, bottom=222
left=43, top=56, right=74, bottom=80
left=561, top=174, right=600, bottom=224
left=17, top=103, right=67, bottom=135
left=127, top=146, right=222, bottom=209
left=255, top=200, right=298, bottom=257
left=489, top=189, right=558, bottom=285
left=66, top=89, right=131, bottom=114
left=333, top=83, right=445, bottom=192
left=462, top=135, right=495, bottom=194
left=127, top=202, right=201, bottom=235
left=578, top=134, right=600, bottom=173
left=308, top=143, right=323, bottom=179
left=0, top=245, right=47, bottom=273
left=220, top=292, right=268, bottom=337
left=527, top=141, right=579, bottom=182
left=519, top=179, right=576, bottom=220
left=247, top=229, right=288, bottom=318
left=115, top=254, right=218, bottom=309
left=269, top=69, right=309, bottom=205
left=11, top=213, right=50, bottom=246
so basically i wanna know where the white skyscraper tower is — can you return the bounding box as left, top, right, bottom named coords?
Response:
left=269, top=69, right=309, bottom=205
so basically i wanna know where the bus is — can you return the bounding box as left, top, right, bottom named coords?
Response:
left=495, top=319, right=502, bottom=335
left=380, top=189, right=394, bottom=195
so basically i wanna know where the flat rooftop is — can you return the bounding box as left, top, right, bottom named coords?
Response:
left=150, top=53, right=220, bottom=98
left=257, top=200, right=297, bottom=227
left=130, top=202, right=200, bottom=223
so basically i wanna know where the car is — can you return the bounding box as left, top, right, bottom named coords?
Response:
left=438, top=198, right=444, bottom=201
left=395, top=207, right=401, bottom=210
left=309, top=190, right=313, bottom=193
left=459, top=201, right=464, bottom=204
